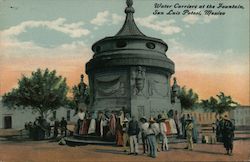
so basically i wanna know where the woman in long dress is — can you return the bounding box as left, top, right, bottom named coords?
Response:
left=109, top=113, right=116, bottom=136
left=78, top=109, right=85, bottom=135
left=116, top=118, right=123, bottom=146
left=82, top=112, right=91, bottom=134
left=169, top=118, right=178, bottom=134
left=165, top=119, right=171, bottom=135
left=88, top=111, right=98, bottom=135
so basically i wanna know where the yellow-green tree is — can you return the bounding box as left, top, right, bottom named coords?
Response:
left=2, top=68, right=68, bottom=118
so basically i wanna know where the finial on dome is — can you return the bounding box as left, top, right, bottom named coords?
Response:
left=125, top=0, right=135, bottom=13
left=126, top=0, right=133, bottom=7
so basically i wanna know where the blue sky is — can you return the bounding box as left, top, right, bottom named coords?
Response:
left=1, top=0, right=249, bottom=52
left=0, top=0, right=249, bottom=104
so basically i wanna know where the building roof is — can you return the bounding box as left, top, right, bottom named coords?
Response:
left=86, top=0, right=174, bottom=75
left=115, top=0, right=145, bottom=36
left=236, top=105, right=250, bottom=109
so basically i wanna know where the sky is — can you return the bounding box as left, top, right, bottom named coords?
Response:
left=0, top=0, right=249, bottom=105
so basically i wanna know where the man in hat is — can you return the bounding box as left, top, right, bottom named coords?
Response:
left=122, top=118, right=129, bottom=152
left=146, top=117, right=159, bottom=158
left=222, top=115, right=235, bottom=155
left=128, top=116, right=140, bottom=155
left=185, top=118, right=194, bottom=150
left=140, top=116, right=149, bottom=154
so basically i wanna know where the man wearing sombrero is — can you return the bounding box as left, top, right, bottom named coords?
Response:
left=128, top=116, right=140, bottom=155
left=140, top=116, right=149, bottom=154
left=146, top=117, right=160, bottom=158
left=159, top=116, right=169, bottom=151
left=221, top=115, right=235, bottom=156
left=185, top=118, right=194, bottom=151
left=122, top=118, right=129, bottom=152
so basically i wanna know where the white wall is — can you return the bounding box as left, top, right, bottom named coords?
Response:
left=232, top=106, right=250, bottom=126
left=0, top=101, right=75, bottom=129
left=0, top=107, right=38, bottom=130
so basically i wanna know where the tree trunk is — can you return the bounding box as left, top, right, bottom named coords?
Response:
left=38, top=108, right=45, bottom=119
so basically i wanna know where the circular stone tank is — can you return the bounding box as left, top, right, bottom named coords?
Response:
left=86, top=0, right=179, bottom=118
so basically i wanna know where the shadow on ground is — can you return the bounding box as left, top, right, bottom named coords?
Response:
left=171, top=146, right=225, bottom=155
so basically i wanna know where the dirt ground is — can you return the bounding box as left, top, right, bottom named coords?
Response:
left=0, top=140, right=249, bottom=162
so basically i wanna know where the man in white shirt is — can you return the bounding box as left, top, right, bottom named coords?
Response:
left=159, top=118, right=169, bottom=151
left=146, top=118, right=159, bottom=158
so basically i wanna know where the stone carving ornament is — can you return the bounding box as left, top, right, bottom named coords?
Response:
left=135, top=66, right=145, bottom=96
left=148, top=78, right=169, bottom=97
left=96, top=75, right=125, bottom=97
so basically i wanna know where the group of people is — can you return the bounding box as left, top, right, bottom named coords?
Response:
left=25, top=117, right=68, bottom=140
left=25, top=109, right=235, bottom=157
left=25, top=117, right=49, bottom=140
left=75, top=108, right=195, bottom=158
left=124, top=113, right=180, bottom=156
left=75, top=109, right=127, bottom=140
left=118, top=113, right=195, bottom=158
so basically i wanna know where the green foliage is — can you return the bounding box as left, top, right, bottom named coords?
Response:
left=201, top=92, right=238, bottom=114
left=178, top=86, right=199, bottom=110
left=2, top=68, right=68, bottom=118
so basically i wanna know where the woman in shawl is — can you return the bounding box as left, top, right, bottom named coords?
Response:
left=169, top=117, right=178, bottom=134
left=109, top=112, right=116, bottom=136
left=88, top=111, right=98, bottom=135
left=82, top=111, right=91, bottom=134
left=102, top=111, right=110, bottom=138
left=164, top=117, right=172, bottom=135
left=96, top=111, right=103, bottom=136
left=116, top=118, right=123, bottom=146
left=118, top=111, right=125, bottom=126
left=78, top=109, right=85, bottom=135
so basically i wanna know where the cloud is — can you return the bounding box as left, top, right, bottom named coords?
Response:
left=168, top=48, right=249, bottom=75
left=203, top=15, right=219, bottom=23
left=90, top=11, right=109, bottom=26
left=90, top=12, right=181, bottom=35
left=0, top=18, right=93, bottom=94
left=135, top=15, right=182, bottom=35
left=90, top=11, right=123, bottom=26
left=182, top=14, right=219, bottom=25
left=111, top=13, right=123, bottom=24
left=182, top=15, right=200, bottom=24
left=0, top=18, right=90, bottom=38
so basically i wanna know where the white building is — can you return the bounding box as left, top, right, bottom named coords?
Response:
left=230, top=105, right=250, bottom=129
left=0, top=97, right=75, bottom=130
left=182, top=108, right=229, bottom=125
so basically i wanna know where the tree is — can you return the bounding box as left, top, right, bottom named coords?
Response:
left=178, top=86, right=199, bottom=110
left=2, top=68, right=68, bottom=118
left=201, top=92, right=238, bottom=116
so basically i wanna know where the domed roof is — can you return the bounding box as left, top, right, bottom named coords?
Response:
left=86, top=0, right=174, bottom=75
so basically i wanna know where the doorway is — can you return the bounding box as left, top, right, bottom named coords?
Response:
left=4, top=116, right=12, bottom=129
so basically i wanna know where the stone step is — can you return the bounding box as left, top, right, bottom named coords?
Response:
left=73, top=134, right=103, bottom=140
left=64, top=137, right=116, bottom=146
